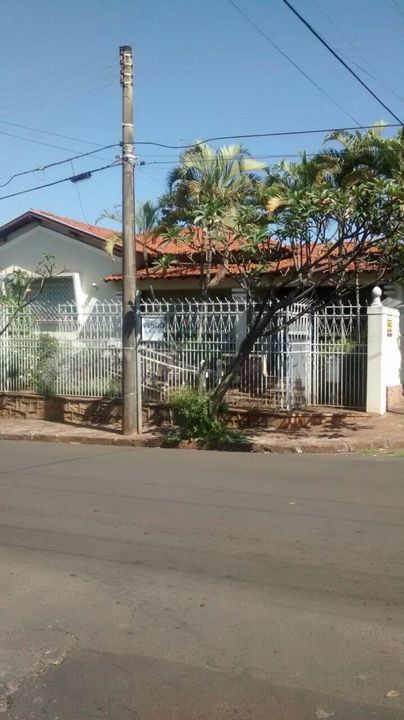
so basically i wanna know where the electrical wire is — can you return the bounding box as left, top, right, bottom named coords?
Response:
left=0, top=119, right=113, bottom=148
left=227, top=0, right=360, bottom=125
left=0, top=162, right=119, bottom=202
left=135, top=122, right=401, bottom=149
left=0, top=56, right=115, bottom=96
left=0, top=79, right=116, bottom=129
left=0, top=144, right=120, bottom=189
left=139, top=153, right=318, bottom=166
left=0, top=122, right=400, bottom=190
left=138, top=152, right=308, bottom=160
left=280, top=0, right=403, bottom=124
left=391, top=0, right=404, bottom=21
left=310, top=0, right=403, bottom=103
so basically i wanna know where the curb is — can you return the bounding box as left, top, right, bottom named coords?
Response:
left=251, top=435, right=404, bottom=454
left=0, top=430, right=163, bottom=448
left=0, top=428, right=402, bottom=454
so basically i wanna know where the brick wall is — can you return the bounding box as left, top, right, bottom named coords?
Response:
left=0, top=393, right=122, bottom=428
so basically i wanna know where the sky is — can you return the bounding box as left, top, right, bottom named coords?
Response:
left=0, top=0, right=403, bottom=229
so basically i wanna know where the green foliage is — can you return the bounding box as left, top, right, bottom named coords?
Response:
left=31, top=334, right=59, bottom=395
left=3, top=269, right=31, bottom=302
left=104, top=376, right=122, bottom=399
left=160, top=142, right=266, bottom=226
left=168, top=389, right=240, bottom=446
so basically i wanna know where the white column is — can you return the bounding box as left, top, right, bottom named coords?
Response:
left=366, top=287, right=401, bottom=414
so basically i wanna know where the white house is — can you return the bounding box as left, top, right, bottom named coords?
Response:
left=0, top=209, right=125, bottom=311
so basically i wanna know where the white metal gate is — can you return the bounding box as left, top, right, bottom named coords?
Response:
left=0, top=297, right=367, bottom=410
left=139, top=298, right=367, bottom=410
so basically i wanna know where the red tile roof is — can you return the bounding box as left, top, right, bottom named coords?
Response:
left=32, top=209, right=118, bottom=242
left=142, top=227, right=256, bottom=256
left=104, top=251, right=381, bottom=283
left=0, top=209, right=148, bottom=255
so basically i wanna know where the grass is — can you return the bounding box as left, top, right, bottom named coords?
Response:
left=361, top=448, right=404, bottom=457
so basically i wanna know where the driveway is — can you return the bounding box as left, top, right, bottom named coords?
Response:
left=0, top=441, right=403, bottom=719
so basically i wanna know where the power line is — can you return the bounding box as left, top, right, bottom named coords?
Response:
left=135, top=122, right=401, bottom=149
left=0, top=127, right=114, bottom=159
left=139, top=152, right=308, bottom=160
left=227, top=0, right=360, bottom=125
left=0, top=78, right=115, bottom=127
left=0, top=123, right=400, bottom=190
left=310, top=0, right=403, bottom=103
left=0, top=114, right=113, bottom=147
left=0, top=82, right=116, bottom=182
left=0, top=162, right=119, bottom=202
left=139, top=153, right=318, bottom=166
left=0, top=56, right=115, bottom=96
left=0, top=144, right=120, bottom=189
left=0, top=119, right=110, bottom=148
left=391, top=0, right=404, bottom=21
left=280, top=0, right=403, bottom=124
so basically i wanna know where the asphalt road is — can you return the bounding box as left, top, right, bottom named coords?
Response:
left=0, top=441, right=403, bottom=719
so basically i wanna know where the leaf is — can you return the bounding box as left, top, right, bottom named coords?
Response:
left=267, top=195, right=287, bottom=213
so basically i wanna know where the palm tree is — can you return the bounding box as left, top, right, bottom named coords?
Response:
left=160, top=142, right=267, bottom=223
left=313, top=123, right=404, bottom=187
left=264, top=125, right=404, bottom=213
left=98, top=200, right=161, bottom=256
left=159, top=142, right=267, bottom=293
left=264, top=152, right=328, bottom=212
left=135, top=200, right=161, bottom=234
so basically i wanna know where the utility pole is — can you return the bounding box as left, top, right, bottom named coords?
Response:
left=120, top=45, right=141, bottom=434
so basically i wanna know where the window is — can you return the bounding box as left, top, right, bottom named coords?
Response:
left=28, top=276, right=76, bottom=308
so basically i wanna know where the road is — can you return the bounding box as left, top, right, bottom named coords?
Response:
left=0, top=440, right=403, bottom=719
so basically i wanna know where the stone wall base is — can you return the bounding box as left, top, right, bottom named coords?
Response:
left=0, top=392, right=362, bottom=430
left=0, top=393, right=123, bottom=429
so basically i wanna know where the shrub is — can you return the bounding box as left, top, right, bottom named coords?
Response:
left=31, top=334, right=59, bottom=395
left=168, top=388, right=240, bottom=446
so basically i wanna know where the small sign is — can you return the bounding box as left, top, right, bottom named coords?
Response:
left=387, top=317, right=393, bottom=337
left=141, top=316, right=165, bottom=342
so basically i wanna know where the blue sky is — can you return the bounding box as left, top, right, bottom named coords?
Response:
left=0, top=0, right=403, bottom=228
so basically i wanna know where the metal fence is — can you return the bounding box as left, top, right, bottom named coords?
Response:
left=140, top=297, right=367, bottom=410
left=0, top=301, right=122, bottom=399
left=0, top=297, right=368, bottom=410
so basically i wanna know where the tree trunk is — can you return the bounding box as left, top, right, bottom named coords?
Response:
left=210, top=299, right=292, bottom=414
left=211, top=330, right=259, bottom=413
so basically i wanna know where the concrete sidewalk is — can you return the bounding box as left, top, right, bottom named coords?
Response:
left=0, top=413, right=403, bottom=453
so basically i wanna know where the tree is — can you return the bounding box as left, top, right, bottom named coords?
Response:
left=0, top=255, right=57, bottom=338
left=159, top=142, right=267, bottom=293
left=98, top=200, right=161, bottom=256
left=157, top=147, right=403, bottom=412
left=312, top=124, right=404, bottom=187
left=211, top=177, right=403, bottom=409
left=160, top=142, right=266, bottom=219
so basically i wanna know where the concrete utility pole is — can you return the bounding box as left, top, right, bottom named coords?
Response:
left=120, top=45, right=141, bottom=435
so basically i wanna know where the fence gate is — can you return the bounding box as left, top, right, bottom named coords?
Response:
left=139, top=298, right=366, bottom=411
left=311, top=304, right=367, bottom=409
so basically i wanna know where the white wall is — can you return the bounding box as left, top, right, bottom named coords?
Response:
left=0, top=224, right=120, bottom=307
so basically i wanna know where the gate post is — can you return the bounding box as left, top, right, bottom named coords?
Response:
left=366, top=287, right=401, bottom=414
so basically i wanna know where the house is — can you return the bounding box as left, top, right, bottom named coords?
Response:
left=104, top=227, right=404, bottom=305
left=0, top=209, right=402, bottom=306
left=0, top=209, right=131, bottom=310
